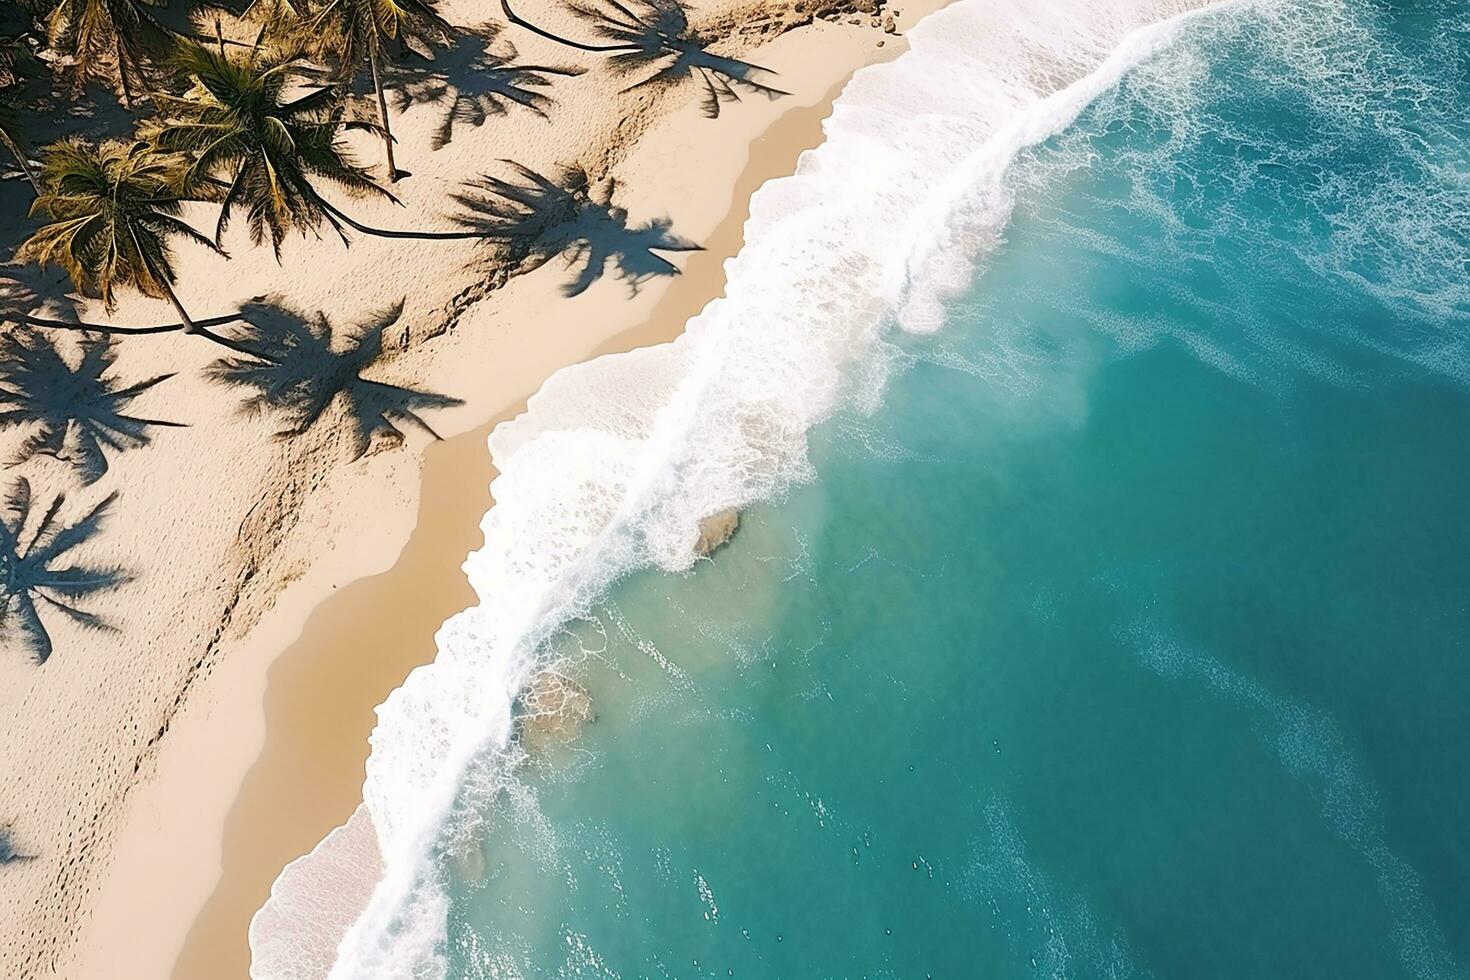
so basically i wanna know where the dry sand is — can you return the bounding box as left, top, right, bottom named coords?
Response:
left=0, top=1, right=945, bottom=977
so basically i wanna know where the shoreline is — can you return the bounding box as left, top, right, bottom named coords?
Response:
left=170, top=82, right=863, bottom=980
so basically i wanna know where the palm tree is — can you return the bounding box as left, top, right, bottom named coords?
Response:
left=0, top=329, right=182, bottom=484
left=44, top=0, right=172, bottom=105
left=500, top=0, right=786, bottom=118
left=306, top=0, right=453, bottom=181
left=207, top=300, right=461, bottom=459
left=453, top=162, right=700, bottom=295
left=13, top=138, right=255, bottom=351
left=0, top=478, right=126, bottom=665
left=150, top=40, right=484, bottom=248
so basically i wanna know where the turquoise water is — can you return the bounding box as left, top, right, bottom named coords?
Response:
left=442, top=2, right=1470, bottom=977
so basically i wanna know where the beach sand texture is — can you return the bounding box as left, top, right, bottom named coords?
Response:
left=0, top=1, right=943, bottom=977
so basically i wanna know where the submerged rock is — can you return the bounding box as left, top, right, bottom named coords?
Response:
left=520, top=670, right=595, bottom=753
left=695, top=508, right=740, bottom=557
left=452, top=840, right=487, bottom=884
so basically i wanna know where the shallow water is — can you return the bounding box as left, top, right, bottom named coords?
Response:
left=426, top=1, right=1470, bottom=976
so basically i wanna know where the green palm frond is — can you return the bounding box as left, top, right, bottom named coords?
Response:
left=0, top=31, right=40, bottom=90
left=306, top=0, right=454, bottom=180
left=1, top=34, right=43, bottom=189
left=45, top=0, right=172, bottom=101
left=310, top=0, right=450, bottom=74
left=150, top=40, right=389, bottom=253
left=0, top=329, right=182, bottom=484
left=16, top=138, right=219, bottom=310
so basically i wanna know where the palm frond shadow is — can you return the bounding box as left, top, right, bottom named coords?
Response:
left=453, top=163, right=701, bottom=296
left=0, top=329, right=183, bottom=484
left=382, top=33, right=584, bottom=150
left=207, top=300, right=463, bottom=460
left=0, top=825, right=32, bottom=864
left=0, top=478, right=127, bottom=665
left=0, top=269, right=48, bottom=325
left=0, top=264, right=85, bottom=323
left=572, top=0, right=788, bottom=118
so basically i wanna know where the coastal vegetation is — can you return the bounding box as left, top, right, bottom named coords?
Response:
left=0, top=0, right=773, bottom=663
left=44, top=0, right=173, bottom=104
left=148, top=40, right=435, bottom=250
left=18, top=136, right=223, bottom=330
left=294, top=0, right=455, bottom=181
left=0, top=26, right=42, bottom=191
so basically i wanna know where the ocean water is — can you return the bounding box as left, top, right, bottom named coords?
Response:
left=253, top=0, right=1470, bottom=976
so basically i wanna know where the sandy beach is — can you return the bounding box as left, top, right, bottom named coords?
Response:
left=0, top=1, right=943, bottom=976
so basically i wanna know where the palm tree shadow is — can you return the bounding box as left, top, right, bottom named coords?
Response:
left=452, top=163, right=701, bottom=297
left=0, top=171, right=27, bottom=217
left=0, top=264, right=86, bottom=323
left=208, top=299, right=463, bottom=460
left=574, top=0, right=789, bottom=118
left=0, top=477, right=127, bottom=665
left=0, top=268, right=47, bottom=323
left=0, top=328, right=183, bottom=485
left=5, top=68, right=139, bottom=147
left=382, top=32, right=584, bottom=150
left=0, top=824, right=33, bottom=864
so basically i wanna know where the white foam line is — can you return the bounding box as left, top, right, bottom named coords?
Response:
left=250, top=1, right=1235, bottom=976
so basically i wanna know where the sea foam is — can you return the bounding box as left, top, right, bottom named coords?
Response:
left=250, top=1, right=1229, bottom=975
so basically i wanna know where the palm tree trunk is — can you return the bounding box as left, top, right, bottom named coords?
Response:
left=159, top=279, right=263, bottom=356
left=158, top=276, right=197, bottom=332
left=499, top=0, right=643, bottom=52
left=115, top=37, right=134, bottom=109
left=0, top=130, right=40, bottom=195
left=369, top=48, right=400, bottom=183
